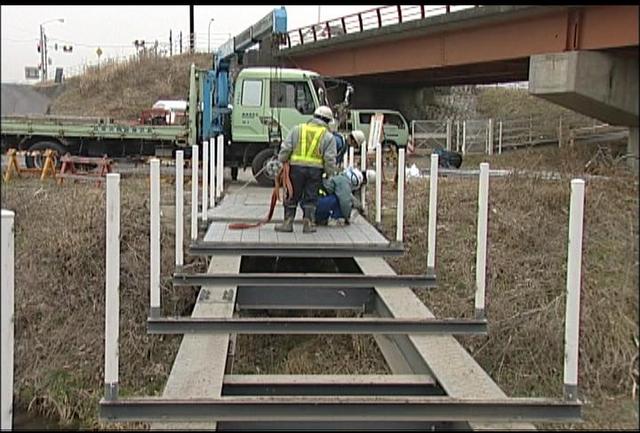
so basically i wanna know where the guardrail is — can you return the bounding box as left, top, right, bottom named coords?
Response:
left=281, top=5, right=478, bottom=49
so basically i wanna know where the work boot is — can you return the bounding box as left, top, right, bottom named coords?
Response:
left=275, top=206, right=296, bottom=232
left=302, top=205, right=317, bottom=233
left=303, top=218, right=316, bottom=233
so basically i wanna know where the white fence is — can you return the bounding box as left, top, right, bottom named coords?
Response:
left=411, top=113, right=624, bottom=156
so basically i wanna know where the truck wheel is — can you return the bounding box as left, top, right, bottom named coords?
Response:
left=26, top=141, right=67, bottom=169
left=231, top=167, right=238, bottom=181
left=251, top=148, right=277, bottom=187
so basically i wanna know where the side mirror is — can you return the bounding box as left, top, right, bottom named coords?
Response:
left=318, top=88, right=326, bottom=105
left=343, top=85, right=354, bottom=106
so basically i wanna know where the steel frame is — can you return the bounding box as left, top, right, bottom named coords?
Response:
left=99, top=396, right=582, bottom=422
left=172, top=273, right=436, bottom=288
left=188, top=241, right=405, bottom=257
left=146, top=316, right=488, bottom=335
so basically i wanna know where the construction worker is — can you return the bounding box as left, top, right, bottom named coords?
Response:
left=334, top=129, right=366, bottom=167
left=316, top=167, right=375, bottom=226
left=275, top=105, right=337, bottom=233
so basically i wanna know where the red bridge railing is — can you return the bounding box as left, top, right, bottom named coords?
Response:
left=281, top=5, right=480, bottom=49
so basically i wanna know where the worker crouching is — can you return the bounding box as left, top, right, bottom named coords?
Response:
left=275, top=105, right=337, bottom=233
left=316, top=167, right=375, bottom=226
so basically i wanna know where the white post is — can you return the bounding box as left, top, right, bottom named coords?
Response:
left=427, top=154, right=438, bottom=272
left=343, top=149, right=348, bottom=170
left=360, top=139, right=367, bottom=212
left=395, top=147, right=406, bottom=242
left=216, top=135, right=223, bottom=199
left=558, top=116, right=563, bottom=148
left=462, top=120, right=467, bottom=156
left=150, top=159, right=160, bottom=318
left=104, top=173, right=120, bottom=400
left=411, top=120, right=415, bottom=153
left=202, top=140, right=209, bottom=222
left=1, top=210, right=15, bottom=429
left=349, top=146, right=355, bottom=168
left=209, top=140, right=216, bottom=207
left=375, top=133, right=382, bottom=225
left=564, top=179, right=585, bottom=401
left=446, top=119, right=452, bottom=151
left=498, top=120, right=503, bottom=155
left=175, top=151, right=184, bottom=268
left=474, top=163, right=489, bottom=319
left=191, top=145, right=199, bottom=241
left=488, top=119, right=494, bottom=155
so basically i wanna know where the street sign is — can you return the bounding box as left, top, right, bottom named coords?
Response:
left=24, top=66, right=39, bottom=80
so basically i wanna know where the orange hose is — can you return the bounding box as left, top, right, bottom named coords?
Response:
left=228, top=162, right=293, bottom=230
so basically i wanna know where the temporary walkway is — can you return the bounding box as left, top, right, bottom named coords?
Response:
left=93, top=143, right=585, bottom=430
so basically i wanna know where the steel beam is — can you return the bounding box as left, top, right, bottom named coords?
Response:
left=236, top=286, right=373, bottom=310
left=172, top=273, right=436, bottom=288
left=147, top=317, right=487, bottom=335
left=221, top=374, right=441, bottom=396
left=217, top=420, right=441, bottom=431
left=188, top=242, right=405, bottom=257
left=99, top=396, right=582, bottom=422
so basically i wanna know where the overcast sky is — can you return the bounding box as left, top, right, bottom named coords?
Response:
left=1, top=5, right=384, bottom=83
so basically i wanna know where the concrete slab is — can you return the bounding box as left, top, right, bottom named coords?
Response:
left=356, top=256, right=536, bottom=431
left=151, top=254, right=241, bottom=430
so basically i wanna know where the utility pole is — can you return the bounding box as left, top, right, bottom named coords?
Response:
left=39, top=25, right=45, bottom=83
left=189, top=5, right=195, bottom=52
left=169, top=30, right=173, bottom=56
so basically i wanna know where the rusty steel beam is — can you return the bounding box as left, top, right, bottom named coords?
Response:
left=282, top=5, right=638, bottom=79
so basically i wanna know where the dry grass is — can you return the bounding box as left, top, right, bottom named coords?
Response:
left=370, top=142, right=639, bottom=429
left=50, top=53, right=211, bottom=120
left=0, top=176, right=206, bottom=428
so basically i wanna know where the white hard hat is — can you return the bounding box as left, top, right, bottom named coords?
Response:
left=313, top=105, right=334, bottom=123
left=365, top=169, right=376, bottom=185
left=349, top=130, right=366, bottom=147
left=344, top=167, right=364, bottom=190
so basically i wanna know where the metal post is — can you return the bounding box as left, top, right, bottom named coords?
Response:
left=216, top=135, right=224, bottom=199
left=446, top=119, right=452, bottom=151
left=1, top=210, right=15, bottom=429
left=375, top=132, right=382, bottom=225
left=175, top=151, right=184, bottom=269
left=343, top=153, right=348, bottom=170
left=488, top=119, right=494, bottom=155
left=150, top=160, right=160, bottom=318
left=202, top=140, right=209, bottom=222
left=564, top=179, right=585, bottom=401
left=558, top=116, right=563, bottom=148
left=349, top=146, right=355, bottom=168
left=360, top=139, right=367, bottom=212
left=427, top=154, right=438, bottom=272
left=411, top=120, right=415, bottom=152
left=105, top=173, right=120, bottom=400
left=395, top=147, right=406, bottom=242
left=456, top=120, right=460, bottom=152
left=209, top=139, right=218, bottom=207
left=498, top=121, right=503, bottom=155
left=191, top=145, right=199, bottom=241
left=462, top=121, right=467, bottom=156
left=474, top=163, right=489, bottom=319
left=528, top=114, right=533, bottom=144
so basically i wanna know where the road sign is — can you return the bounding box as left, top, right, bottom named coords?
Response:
left=24, top=66, right=39, bottom=80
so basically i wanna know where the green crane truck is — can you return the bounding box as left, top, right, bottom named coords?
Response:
left=1, top=7, right=353, bottom=186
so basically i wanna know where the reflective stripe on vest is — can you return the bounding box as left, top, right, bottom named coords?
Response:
left=291, top=123, right=325, bottom=165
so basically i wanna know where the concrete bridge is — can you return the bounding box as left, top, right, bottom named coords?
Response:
left=271, top=4, right=639, bottom=172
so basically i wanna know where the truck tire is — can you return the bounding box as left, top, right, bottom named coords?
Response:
left=251, top=148, right=277, bottom=187
left=25, top=141, right=68, bottom=169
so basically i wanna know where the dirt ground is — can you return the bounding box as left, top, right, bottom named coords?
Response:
left=1, top=141, right=638, bottom=430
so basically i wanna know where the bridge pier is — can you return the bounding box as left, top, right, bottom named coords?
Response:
left=529, top=50, right=639, bottom=174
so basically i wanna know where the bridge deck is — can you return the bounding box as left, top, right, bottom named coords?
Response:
left=205, top=190, right=388, bottom=245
